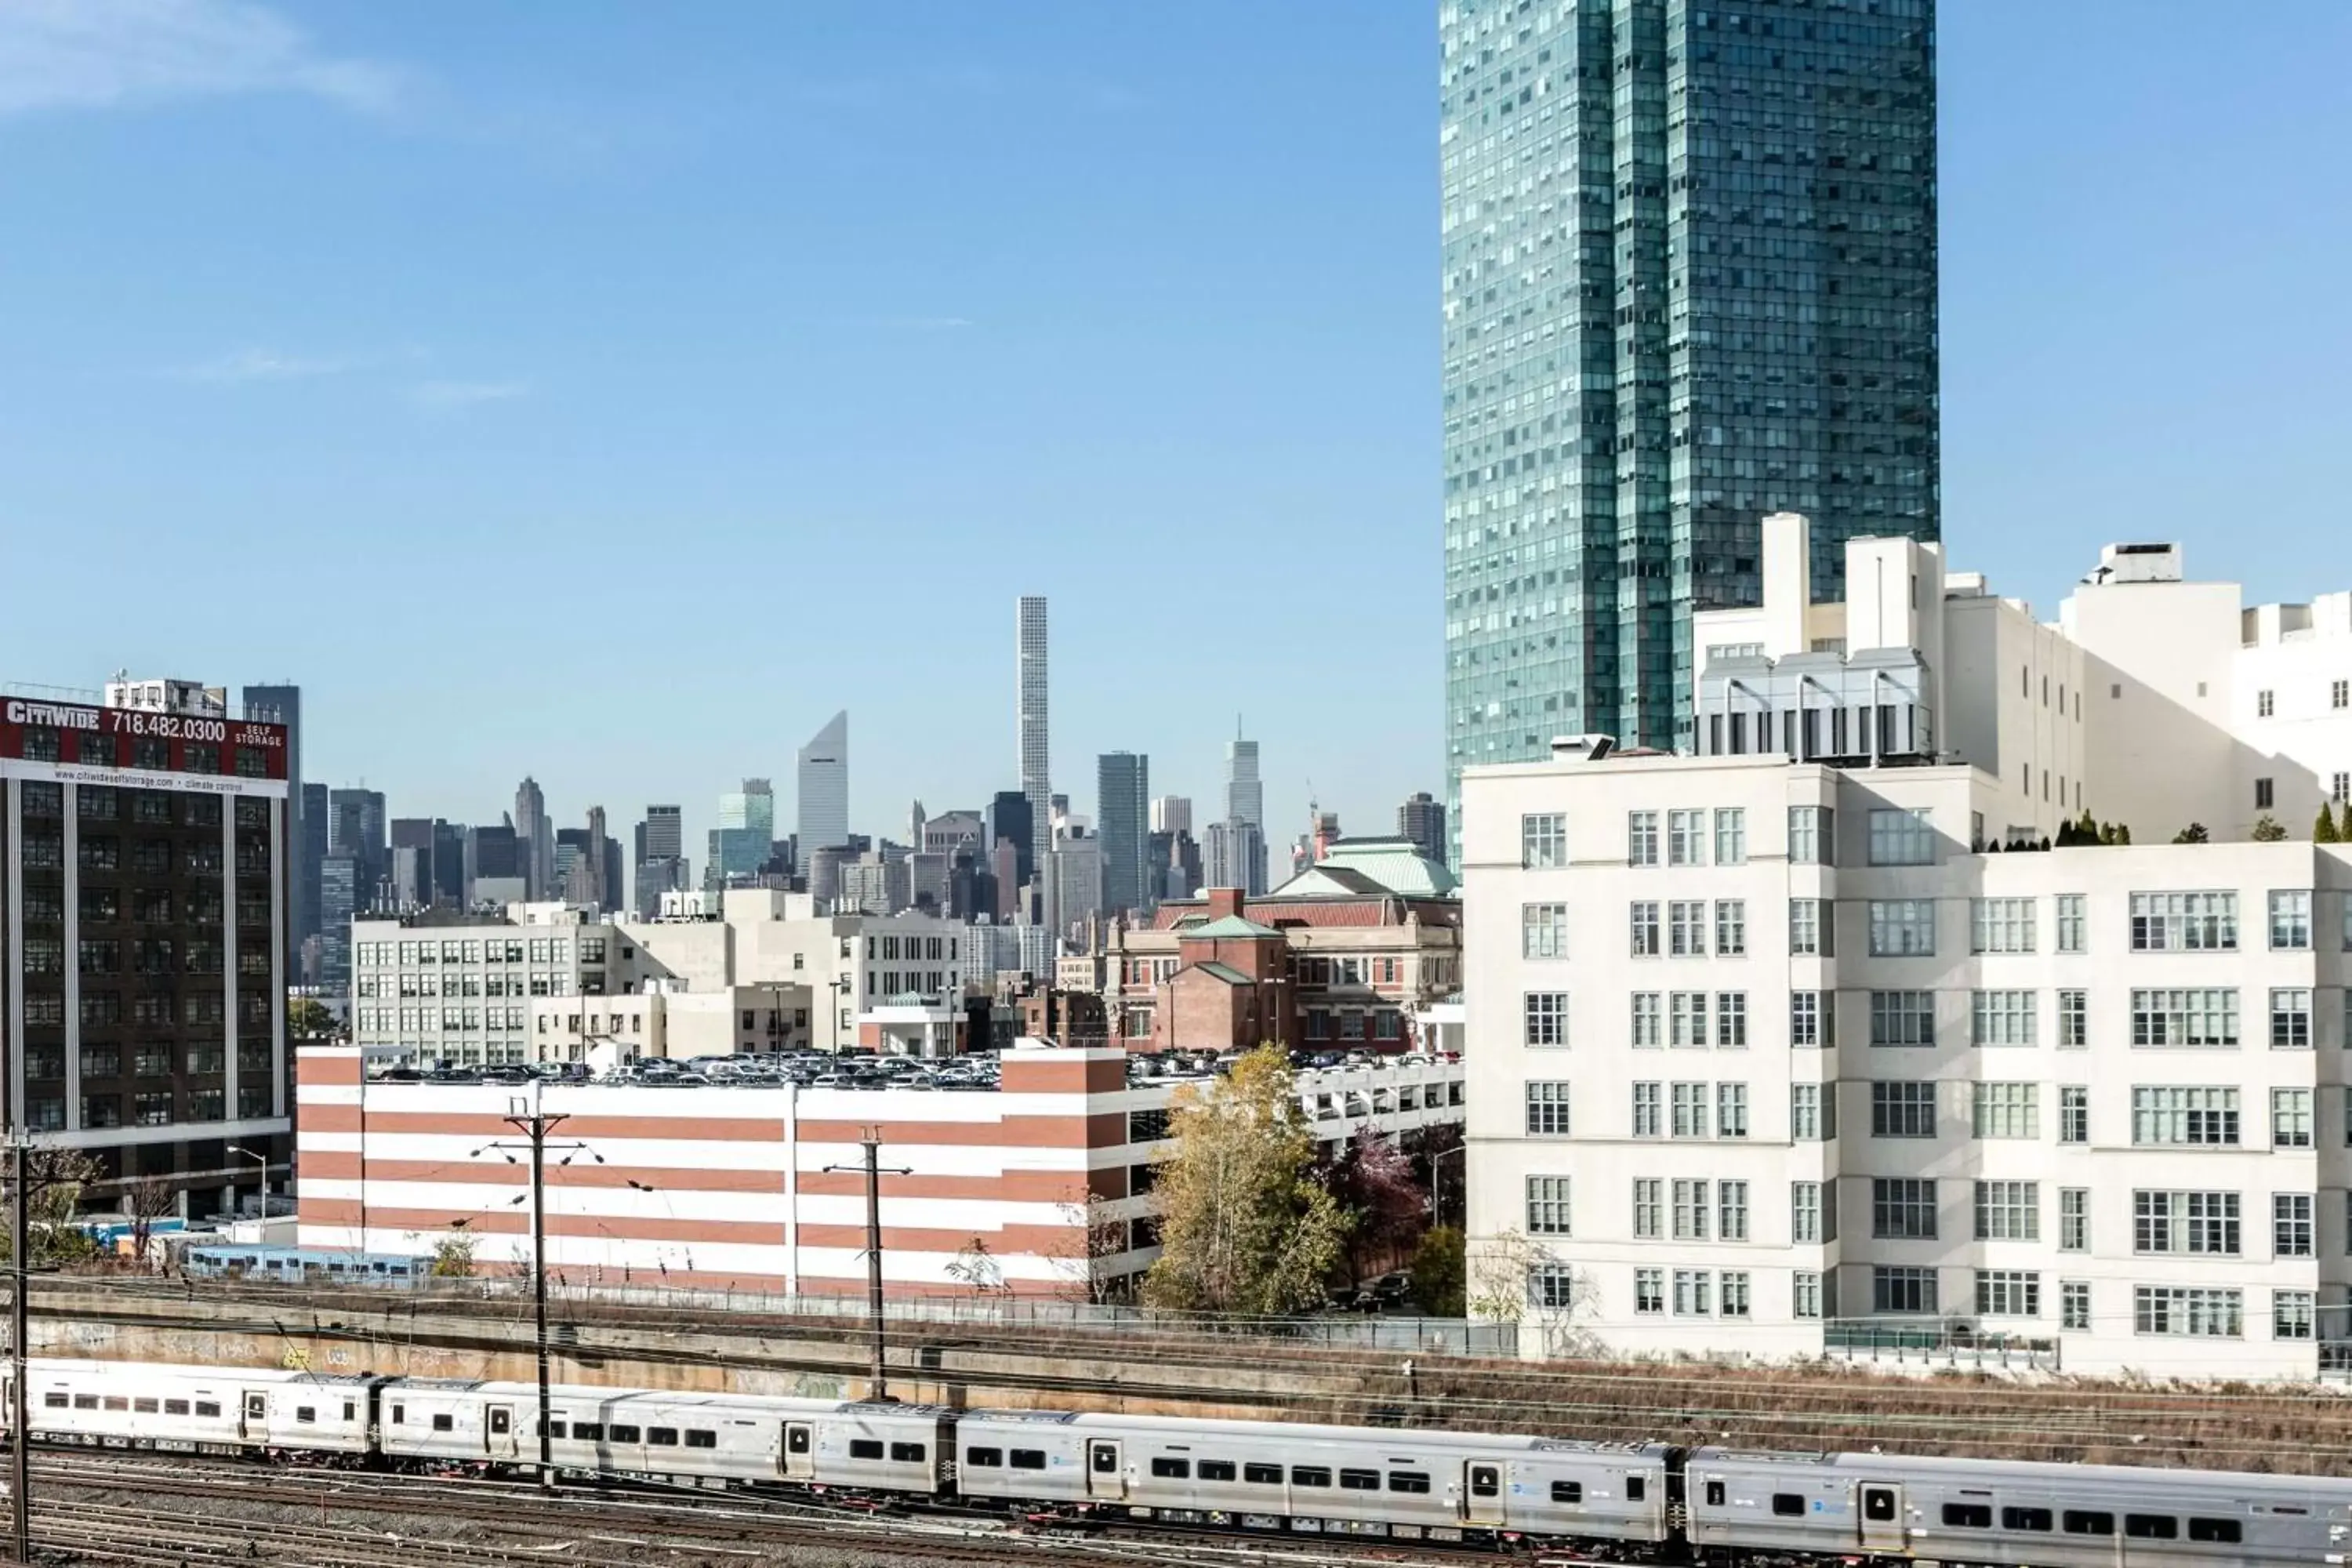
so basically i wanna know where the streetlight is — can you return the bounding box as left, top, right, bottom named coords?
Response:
left=226, top=1144, right=270, bottom=1218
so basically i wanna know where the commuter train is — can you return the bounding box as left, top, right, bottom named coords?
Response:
left=7, top=1358, right=2350, bottom=1564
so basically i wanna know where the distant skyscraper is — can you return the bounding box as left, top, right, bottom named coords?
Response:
left=1017, top=596, right=1051, bottom=924
left=389, top=817, right=435, bottom=910
left=514, top=777, right=553, bottom=899
left=299, top=780, right=328, bottom=935
left=713, top=777, right=779, bottom=891
left=1439, top=0, right=1940, bottom=829
left=1149, top=795, right=1192, bottom=837
left=1203, top=819, right=1266, bottom=898
left=1225, top=727, right=1262, bottom=831
left=1096, top=752, right=1150, bottom=916
left=432, top=819, right=466, bottom=905
left=1398, top=791, right=1447, bottom=863
left=241, top=683, right=309, bottom=961
left=586, top=805, right=611, bottom=907
left=635, top=804, right=685, bottom=917
left=318, top=851, right=358, bottom=990
left=986, top=790, right=1034, bottom=895
left=466, top=822, right=523, bottom=905
left=327, top=787, right=387, bottom=910
left=797, top=711, right=849, bottom=851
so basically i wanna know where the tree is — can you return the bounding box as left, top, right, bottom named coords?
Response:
left=1048, top=1199, right=1137, bottom=1305
left=1409, top=1225, right=1465, bottom=1317
left=2317, top=805, right=2342, bottom=844
left=1467, top=1229, right=1603, bottom=1356
left=945, top=1236, right=1008, bottom=1297
left=287, top=996, right=335, bottom=1040
left=2252, top=813, right=2288, bottom=843
left=123, top=1174, right=180, bottom=1269
left=0, top=1150, right=104, bottom=1268
left=429, top=1229, right=477, bottom=1278
left=1325, top=1125, right=1426, bottom=1281
left=2172, top=822, right=2209, bottom=844
left=1139, top=1044, right=1347, bottom=1316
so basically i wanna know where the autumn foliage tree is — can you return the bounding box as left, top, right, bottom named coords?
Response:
left=1140, top=1045, right=1346, bottom=1316
left=1326, top=1124, right=1426, bottom=1280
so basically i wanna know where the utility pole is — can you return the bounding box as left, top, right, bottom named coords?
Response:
left=483, top=1089, right=579, bottom=1493
left=9, top=1138, right=29, bottom=1566
left=826, top=1127, right=909, bottom=1403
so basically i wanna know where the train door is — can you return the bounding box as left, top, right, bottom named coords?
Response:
left=1461, top=1461, right=1504, bottom=1527
left=782, top=1421, right=814, bottom=1482
left=241, top=1390, right=269, bottom=1443
left=1087, top=1439, right=1126, bottom=1501
left=485, top=1404, right=518, bottom=1461
left=1858, top=1482, right=1907, bottom=1554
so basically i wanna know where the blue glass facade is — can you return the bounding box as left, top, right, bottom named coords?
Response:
left=1440, top=0, right=1938, bottom=845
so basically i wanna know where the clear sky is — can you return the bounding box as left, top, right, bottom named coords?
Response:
left=2, top=1, right=2347, bottom=859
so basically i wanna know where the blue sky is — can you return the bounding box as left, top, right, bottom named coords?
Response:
left=2, top=2, right=2346, bottom=858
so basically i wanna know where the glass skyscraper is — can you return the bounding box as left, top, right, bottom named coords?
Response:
left=1439, top=0, right=1938, bottom=843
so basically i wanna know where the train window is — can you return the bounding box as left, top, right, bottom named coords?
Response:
left=1339, top=1469, right=1381, bottom=1492
left=1773, top=1494, right=1805, bottom=1517
left=786, top=1427, right=810, bottom=1454
left=103, top=1397, right=129, bottom=1411
left=1705, top=1481, right=1726, bottom=1507
left=608, top=1426, right=642, bottom=1445
left=296, top=1406, right=316, bottom=1425
left=431, top=1415, right=454, bottom=1433
left=686, top=1432, right=717, bottom=1450
left=891, top=1443, right=927, bottom=1463
left=1625, top=1478, right=1646, bottom=1502
left=134, top=1399, right=159, bottom=1414
left=195, top=1403, right=220, bottom=1420
left=1292, top=1467, right=1333, bottom=1489
left=343, top=1403, right=356, bottom=1422
left=964, top=1448, right=1004, bottom=1468
left=850, top=1439, right=884, bottom=1461
left=42, top=1394, right=65, bottom=1410
left=1243, top=1464, right=1283, bottom=1486
left=2125, top=1515, right=2179, bottom=1540
left=388, top=1405, right=403, bottom=1425
left=1470, top=1468, right=1500, bottom=1499
left=1863, top=1490, right=1896, bottom=1522
left=1389, top=1472, right=1432, bottom=1494
left=2002, top=1507, right=2053, bottom=1532
left=2063, top=1511, right=2114, bottom=1536
left=1151, top=1458, right=1191, bottom=1479
left=1552, top=1482, right=1585, bottom=1505
left=573, top=1424, right=604, bottom=1442
left=2188, top=1519, right=2242, bottom=1544
left=648, top=1428, right=679, bottom=1446
left=1940, top=1504, right=1991, bottom=1529
left=73, top=1396, right=96, bottom=1410
left=1199, top=1461, right=1236, bottom=1483
left=539, top=1421, right=566, bottom=1439
left=1010, top=1450, right=1047, bottom=1471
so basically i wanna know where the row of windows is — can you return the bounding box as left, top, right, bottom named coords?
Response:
left=14, top=728, right=271, bottom=776
left=357, top=938, right=602, bottom=966
left=22, top=1089, right=260, bottom=1130
left=1523, top=804, right=1902, bottom=869
left=19, top=784, right=261, bottom=826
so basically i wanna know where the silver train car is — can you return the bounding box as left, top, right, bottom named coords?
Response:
left=16, top=1359, right=381, bottom=1460
left=955, top=1409, right=1671, bottom=1547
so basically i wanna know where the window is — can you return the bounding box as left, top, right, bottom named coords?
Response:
left=1718, top=1179, right=1748, bottom=1241
left=1671, top=1269, right=1711, bottom=1316
left=1867, top=808, right=1934, bottom=866
left=2273, top=1087, right=2314, bottom=1149
left=2061, top=1281, right=2091, bottom=1330
left=1872, top=1265, right=1938, bottom=1314
left=1715, top=1083, right=1748, bottom=1139
left=1671, top=1082, right=1708, bottom=1138
left=1243, top=1463, right=1282, bottom=1485
left=1714, top=899, right=1746, bottom=956
left=1387, top=1472, right=1432, bottom=1495
left=1290, top=1466, right=1331, bottom=1488
left=646, top=1428, right=680, bottom=1447
left=1009, top=1450, right=1047, bottom=1470
left=1552, top=1481, right=1585, bottom=1505
left=1524, top=1081, right=1571, bottom=1136
left=1943, top=1502, right=1994, bottom=1530
left=2134, top=1287, right=2241, bottom=1337
left=1630, top=993, right=1661, bottom=1048
left=2270, top=890, right=2313, bottom=950
left=1793, top=1272, right=1824, bottom=1319
left=2131, top=1086, right=2241, bottom=1145
left=1870, top=990, right=1936, bottom=1047
left=1526, top=1176, right=1572, bottom=1236
left=1671, top=1179, right=1710, bottom=1240
left=1668, top=901, right=1707, bottom=957
left=1631, top=1082, right=1662, bottom=1138
left=2258, top=688, right=2275, bottom=717
left=1873, top=1178, right=1938, bottom=1240
left=2055, top=894, right=2086, bottom=953
left=1788, top=898, right=1824, bottom=956
left=2274, top=1290, right=2316, bottom=1341
left=2131, top=989, right=2240, bottom=1047
left=1974, top=1181, right=2039, bottom=1241
left=2059, top=1087, right=2089, bottom=1145
left=1720, top=1272, right=1750, bottom=1318
left=1971, top=898, right=2036, bottom=954
left=1788, top=805, right=1830, bottom=865
left=2336, top=679, right=2349, bottom=710
left=2271, top=988, right=2313, bottom=1049
left=432, top=1414, right=455, bottom=1433
left=1633, top=1268, right=1664, bottom=1315
left=2274, top=1193, right=2314, bottom=1258
left=1521, top=814, right=1566, bottom=869
left=1790, top=991, right=1824, bottom=1048
left=1872, top=1081, right=1937, bottom=1139
left=1521, top=902, right=1567, bottom=959
left=1523, top=992, right=1569, bottom=1047
left=2007, top=1506, right=2055, bottom=1533
left=2059, top=1189, right=2089, bottom=1252
left=2129, top=891, right=2238, bottom=952
left=1791, top=1182, right=1824, bottom=1243
left=1668, top=992, right=1708, bottom=1047
left=1667, top=809, right=1705, bottom=866
left=1150, top=1457, right=1190, bottom=1479
left=2133, top=1190, right=2241, bottom=1255
left=2056, top=989, right=2087, bottom=1049
left=1713, top=808, right=1746, bottom=866
left=1626, top=811, right=1658, bottom=867
left=964, top=1447, right=1003, bottom=1468
left=1867, top=899, right=1936, bottom=957
left=1629, top=901, right=1660, bottom=956
left=1971, top=991, right=2037, bottom=1047
left=1715, top=993, right=1748, bottom=1048
left=1632, top=1178, right=1661, bottom=1238
left=1791, top=1083, right=1834, bottom=1142
left=2063, top=1511, right=2115, bottom=1536
left=1973, top=1083, right=2039, bottom=1139
left=2256, top=777, right=2276, bottom=811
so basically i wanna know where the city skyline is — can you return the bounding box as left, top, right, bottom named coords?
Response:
left=2, top=3, right=2347, bottom=866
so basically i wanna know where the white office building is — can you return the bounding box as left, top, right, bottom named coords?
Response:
left=1462, top=519, right=2352, bottom=1379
